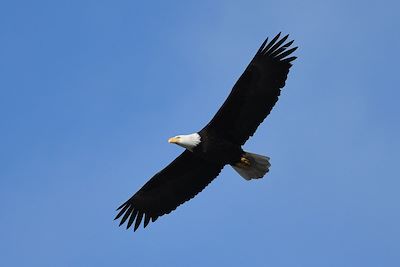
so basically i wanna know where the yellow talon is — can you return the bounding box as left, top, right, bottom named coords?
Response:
left=240, top=156, right=251, bottom=166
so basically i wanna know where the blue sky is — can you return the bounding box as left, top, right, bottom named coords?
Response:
left=1, top=0, right=399, bottom=266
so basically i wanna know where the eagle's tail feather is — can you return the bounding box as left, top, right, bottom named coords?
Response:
left=232, top=152, right=270, bottom=180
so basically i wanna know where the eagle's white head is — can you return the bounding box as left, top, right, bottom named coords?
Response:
left=168, top=133, right=201, bottom=152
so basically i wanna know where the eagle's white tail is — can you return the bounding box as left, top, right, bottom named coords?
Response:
left=232, top=152, right=271, bottom=180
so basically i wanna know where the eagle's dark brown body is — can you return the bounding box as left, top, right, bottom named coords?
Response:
left=195, top=129, right=243, bottom=166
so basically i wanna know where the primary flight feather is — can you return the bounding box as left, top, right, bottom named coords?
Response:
left=115, top=33, right=297, bottom=231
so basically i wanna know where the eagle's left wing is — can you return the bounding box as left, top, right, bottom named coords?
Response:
left=203, top=33, right=297, bottom=145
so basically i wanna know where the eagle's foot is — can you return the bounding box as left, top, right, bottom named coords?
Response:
left=236, top=156, right=251, bottom=168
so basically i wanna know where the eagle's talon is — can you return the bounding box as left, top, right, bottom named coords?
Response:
left=240, top=157, right=251, bottom=166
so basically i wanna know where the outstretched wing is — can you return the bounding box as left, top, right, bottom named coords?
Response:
left=203, top=33, right=297, bottom=145
left=114, top=151, right=223, bottom=231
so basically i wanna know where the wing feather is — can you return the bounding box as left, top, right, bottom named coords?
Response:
left=115, top=151, right=223, bottom=231
left=203, top=33, right=297, bottom=145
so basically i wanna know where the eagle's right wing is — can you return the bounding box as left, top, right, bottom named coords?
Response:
left=114, top=150, right=223, bottom=231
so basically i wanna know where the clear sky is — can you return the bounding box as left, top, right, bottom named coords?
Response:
left=1, top=0, right=399, bottom=266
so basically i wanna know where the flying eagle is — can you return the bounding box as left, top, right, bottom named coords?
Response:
left=115, top=33, right=297, bottom=231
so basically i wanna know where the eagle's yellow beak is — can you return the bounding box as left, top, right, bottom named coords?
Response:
left=168, top=137, right=179, bottom=144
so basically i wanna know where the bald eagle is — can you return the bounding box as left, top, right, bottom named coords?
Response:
left=115, top=33, right=297, bottom=231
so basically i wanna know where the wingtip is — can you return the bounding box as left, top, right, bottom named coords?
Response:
left=285, top=56, right=297, bottom=63
left=262, top=32, right=283, bottom=55
left=134, top=212, right=144, bottom=232
left=257, top=37, right=269, bottom=54
left=126, top=209, right=138, bottom=229
left=143, top=214, right=151, bottom=228
left=119, top=206, right=134, bottom=226
left=273, top=32, right=282, bottom=42
left=284, top=40, right=294, bottom=48
left=114, top=204, right=129, bottom=220
left=116, top=201, right=127, bottom=211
